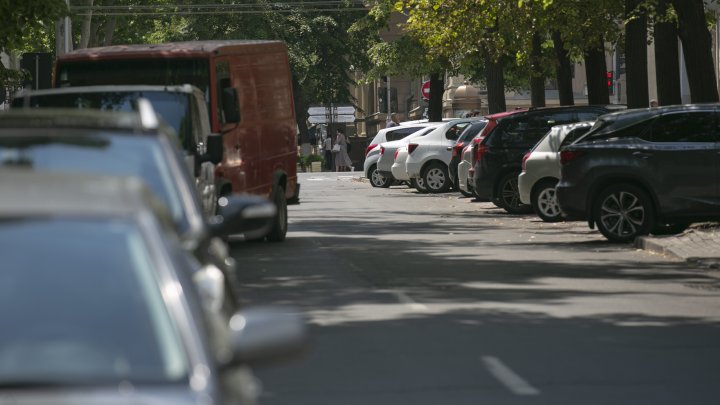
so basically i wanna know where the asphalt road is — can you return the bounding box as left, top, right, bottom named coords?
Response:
left=231, top=172, right=720, bottom=405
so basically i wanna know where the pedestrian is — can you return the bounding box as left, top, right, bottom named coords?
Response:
left=334, top=129, right=353, bottom=172
left=387, top=113, right=400, bottom=128
left=323, top=134, right=333, bottom=171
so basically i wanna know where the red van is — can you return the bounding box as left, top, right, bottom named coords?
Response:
left=54, top=41, right=298, bottom=241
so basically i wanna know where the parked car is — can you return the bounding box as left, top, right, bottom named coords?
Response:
left=391, top=145, right=427, bottom=192
left=458, top=110, right=527, bottom=198
left=0, top=170, right=306, bottom=405
left=375, top=124, right=443, bottom=182
left=518, top=121, right=594, bottom=222
left=449, top=120, right=488, bottom=196
left=12, top=84, right=220, bottom=218
left=472, top=106, right=615, bottom=213
left=0, top=107, right=269, bottom=315
left=556, top=105, right=720, bottom=243
left=404, top=118, right=480, bottom=193
left=364, top=124, right=437, bottom=188
left=54, top=40, right=298, bottom=241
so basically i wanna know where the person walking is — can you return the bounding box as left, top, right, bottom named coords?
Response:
left=323, top=134, right=333, bottom=171
left=334, top=129, right=352, bottom=172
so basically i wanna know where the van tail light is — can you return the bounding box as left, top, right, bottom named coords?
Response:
left=521, top=151, right=532, bottom=172
left=366, top=144, right=377, bottom=157
left=394, top=149, right=400, bottom=160
left=380, top=146, right=385, bottom=156
left=472, top=143, right=487, bottom=165
left=407, top=143, right=419, bottom=155
left=560, top=150, right=586, bottom=165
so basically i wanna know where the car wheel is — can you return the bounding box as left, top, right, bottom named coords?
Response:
left=531, top=179, right=563, bottom=222
left=594, top=184, right=655, bottom=243
left=651, top=223, right=690, bottom=235
left=368, top=165, right=392, bottom=188
left=496, top=172, right=531, bottom=214
left=266, top=186, right=288, bottom=242
left=422, top=162, right=450, bottom=193
left=411, top=178, right=428, bottom=193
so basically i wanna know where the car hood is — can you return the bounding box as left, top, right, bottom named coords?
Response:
left=1, top=386, right=202, bottom=405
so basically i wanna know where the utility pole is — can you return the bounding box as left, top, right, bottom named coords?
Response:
left=387, top=76, right=391, bottom=121
left=56, top=0, right=72, bottom=56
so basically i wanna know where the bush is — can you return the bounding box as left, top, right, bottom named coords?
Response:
left=299, top=154, right=324, bottom=168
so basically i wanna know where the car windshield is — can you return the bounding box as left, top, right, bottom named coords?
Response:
left=0, top=133, right=188, bottom=231
left=0, top=218, right=189, bottom=386
left=15, top=91, right=192, bottom=149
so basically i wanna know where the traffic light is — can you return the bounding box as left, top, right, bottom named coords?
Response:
left=607, top=71, right=614, bottom=95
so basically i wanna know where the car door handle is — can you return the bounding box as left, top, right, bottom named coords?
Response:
left=632, top=151, right=652, bottom=159
left=446, top=146, right=452, bottom=151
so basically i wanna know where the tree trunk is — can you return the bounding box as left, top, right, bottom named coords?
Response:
left=625, top=0, right=649, bottom=108
left=292, top=74, right=310, bottom=144
left=79, top=0, right=94, bottom=49
left=654, top=0, right=681, bottom=106
left=484, top=52, right=506, bottom=114
left=530, top=31, right=546, bottom=108
left=428, top=72, right=444, bottom=122
left=103, top=17, right=117, bottom=46
left=552, top=31, right=574, bottom=105
left=672, top=0, right=719, bottom=102
left=584, top=39, right=610, bottom=105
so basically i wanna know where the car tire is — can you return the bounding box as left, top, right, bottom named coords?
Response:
left=651, top=223, right=690, bottom=235
left=496, top=172, right=531, bottom=214
left=531, top=179, right=564, bottom=222
left=422, top=162, right=451, bottom=193
left=266, top=185, right=288, bottom=242
left=368, top=165, right=392, bottom=188
left=411, top=178, right=428, bottom=193
left=594, top=184, right=655, bottom=243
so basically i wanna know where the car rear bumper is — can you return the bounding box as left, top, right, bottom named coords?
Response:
left=458, top=161, right=471, bottom=192
left=556, top=182, right=589, bottom=220
left=518, top=172, right=532, bottom=205
left=405, top=161, right=422, bottom=179
left=391, top=162, right=410, bottom=180
left=472, top=166, right=493, bottom=200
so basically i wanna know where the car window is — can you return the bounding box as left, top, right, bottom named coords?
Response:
left=445, top=122, right=472, bottom=141
left=0, top=218, right=189, bottom=385
left=577, top=111, right=604, bottom=121
left=559, top=125, right=593, bottom=148
left=458, top=121, right=488, bottom=143
left=494, top=115, right=554, bottom=147
left=0, top=134, right=188, bottom=231
left=387, top=126, right=425, bottom=141
left=644, top=112, right=717, bottom=143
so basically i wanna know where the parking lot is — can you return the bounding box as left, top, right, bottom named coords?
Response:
left=232, top=172, right=720, bottom=405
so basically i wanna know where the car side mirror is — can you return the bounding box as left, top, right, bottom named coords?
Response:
left=201, top=133, right=223, bottom=165
left=207, top=194, right=276, bottom=238
left=222, top=87, right=240, bottom=124
left=227, top=306, right=307, bottom=367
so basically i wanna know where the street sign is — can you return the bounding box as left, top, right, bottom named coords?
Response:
left=421, top=80, right=430, bottom=101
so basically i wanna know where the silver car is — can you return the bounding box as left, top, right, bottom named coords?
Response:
left=518, top=121, right=594, bottom=222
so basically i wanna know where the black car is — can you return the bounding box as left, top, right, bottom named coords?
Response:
left=472, top=105, right=616, bottom=213
left=0, top=171, right=305, bottom=404
left=448, top=120, right=488, bottom=196
left=556, top=105, right=720, bottom=243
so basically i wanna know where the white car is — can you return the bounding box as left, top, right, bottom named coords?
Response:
left=403, top=118, right=481, bottom=193
left=375, top=123, right=443, bottom=181
left=457, top=142, right=475, bottom=195
left=364, top=124, right=435, bottom=187
left=518, top=121, right=594, bottom=222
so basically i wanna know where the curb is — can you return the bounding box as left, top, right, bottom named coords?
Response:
left=634, top=236, right=683, bottom=260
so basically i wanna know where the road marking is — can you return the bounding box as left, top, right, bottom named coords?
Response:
left=390, top=290, right=428, bottom=311
left=481, top=356, right=540, bottom=396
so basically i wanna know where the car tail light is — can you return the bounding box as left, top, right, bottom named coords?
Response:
left=365, top=143, right=377, bottom=157
left=380, top=146, right=385, bottom=156
left=452, top=143, right=464, bottom=158
left=394, top=149, right=400, bottom=160
left=521, top=151, right=532, bottom=172
left=560, top=150, right=586, bottom=165
left=472, top=143, right=487, bottom=165
left=407, top=143, right=419, bottom=155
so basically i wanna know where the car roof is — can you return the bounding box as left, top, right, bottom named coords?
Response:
left=0, top=169, right=173, bottom=224
left=0, top=108, right=165, bottom=135
left=486, top=109, right=528, bottom=120
left=13, top=84, right=204, bottom=99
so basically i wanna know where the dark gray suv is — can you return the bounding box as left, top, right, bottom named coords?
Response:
left=556, top=105, right=720, bottom=243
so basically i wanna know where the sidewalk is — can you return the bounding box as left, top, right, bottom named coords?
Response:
left=635, top=223, right=720, bottom=269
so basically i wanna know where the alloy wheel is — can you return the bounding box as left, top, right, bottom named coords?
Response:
left=537, top=188, right=561, bottom=219
left=599, top=191, right=645, bottom=239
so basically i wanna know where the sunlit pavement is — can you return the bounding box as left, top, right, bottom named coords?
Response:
left=232, top=172, right=720, bottom=405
